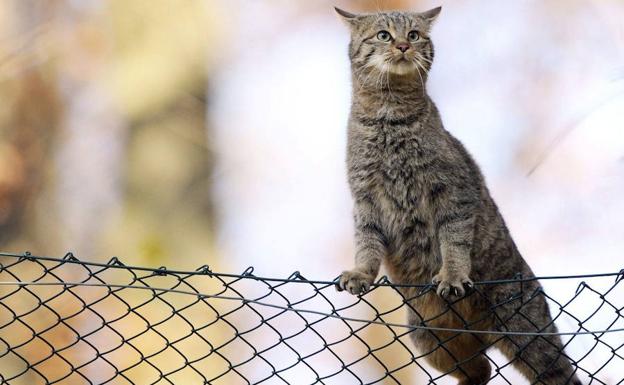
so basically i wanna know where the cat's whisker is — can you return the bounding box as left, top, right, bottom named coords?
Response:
left=376, top=66, right=385, bottom=91
left=355, top=59, right=386, bottom=92
left=383, top=63, right=394, bottom=99
left=378, top=59, right=390, bottom=90
left=413, top=59, right=427, bottom=96
left=355, top=66, right=378, bottom=92
left=353, top=69, right=368, bottom=91
left=417, top=54, right=433, bottom=64
left=382, top=58, right=403, bottom=102
left=365, top=69, right=379, bottom=88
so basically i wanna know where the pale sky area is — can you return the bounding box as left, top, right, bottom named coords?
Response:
left=210, top=1, right=624, bottom=383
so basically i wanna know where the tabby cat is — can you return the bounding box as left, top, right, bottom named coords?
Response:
left=335, top=6, right=581, bottom=385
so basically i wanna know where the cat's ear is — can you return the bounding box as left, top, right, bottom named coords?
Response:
left=334, top=6, right=361, bottom=27
left=421, top=6, right=442, bottom=25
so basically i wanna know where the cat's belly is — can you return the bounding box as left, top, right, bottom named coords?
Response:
left=373, top=177, right=442, bottom=285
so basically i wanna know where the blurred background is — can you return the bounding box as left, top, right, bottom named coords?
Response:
left=0, top=0, right=623, bottom=384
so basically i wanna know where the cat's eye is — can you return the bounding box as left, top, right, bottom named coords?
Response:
left=408, top=31, right=420, bottom=42
left=377, top=30, right=392, bottom=42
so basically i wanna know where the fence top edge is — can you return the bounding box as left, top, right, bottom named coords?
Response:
left=1, top=251, right=622, bottom=287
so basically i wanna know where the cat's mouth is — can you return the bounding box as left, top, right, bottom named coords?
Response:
left=392, top=55, right=416, bottom=66
left=392, top=53, right=416, bottom=67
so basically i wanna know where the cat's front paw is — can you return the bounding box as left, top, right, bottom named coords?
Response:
left=336, top=270, right=374, bottom=295
left=432, top=271, right=473, bottom=299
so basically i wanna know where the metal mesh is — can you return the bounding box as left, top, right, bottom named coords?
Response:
left=0, top=251, right=622, bottom=384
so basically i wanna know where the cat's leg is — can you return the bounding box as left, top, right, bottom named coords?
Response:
left=337, top=198, right=387, bottom=294
left=490, top=284, right=581, bottom=385
left=408, top=306, right=492, bottom=385
left=411, top=330, right=492, bottom=385
left=433, top=185, right=477, bottom=298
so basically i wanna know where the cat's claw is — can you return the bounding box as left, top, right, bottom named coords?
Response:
left=432, top=272, right=472, bottom=299
left=337, top=270, right=374, bottom=295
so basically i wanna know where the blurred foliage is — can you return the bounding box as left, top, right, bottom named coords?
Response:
left=109, top=0, right=219, bottom=119
left=0, top=0, right=222, bottom=269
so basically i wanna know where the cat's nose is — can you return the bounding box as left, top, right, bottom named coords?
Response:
left=396, top=43, right=410, bottom=53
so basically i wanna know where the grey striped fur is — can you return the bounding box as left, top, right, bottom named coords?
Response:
left=335, top=7, right=581, bottom=385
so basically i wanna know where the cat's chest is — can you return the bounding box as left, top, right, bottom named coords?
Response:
left=354, top=126, right=434, bottom=209
left=380, top=130, right=424, bottom=179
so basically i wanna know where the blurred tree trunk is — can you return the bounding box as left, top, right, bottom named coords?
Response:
left=0, top=1, right=63, bottom=251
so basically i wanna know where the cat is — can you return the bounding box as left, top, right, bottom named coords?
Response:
left=334, top=6, right=581, bottom=385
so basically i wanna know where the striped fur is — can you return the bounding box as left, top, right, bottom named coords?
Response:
left=335, top=7, right=581, bottom=385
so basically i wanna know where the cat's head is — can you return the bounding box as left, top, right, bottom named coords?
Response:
left=336, top=7, right=441, bottom=80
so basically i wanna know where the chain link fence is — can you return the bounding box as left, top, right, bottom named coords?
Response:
left=0, top=251, right=622, bottom=384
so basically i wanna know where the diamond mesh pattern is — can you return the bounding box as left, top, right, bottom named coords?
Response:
left=0, top=252, right=622, bottom=384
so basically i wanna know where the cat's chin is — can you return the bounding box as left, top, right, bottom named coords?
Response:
left=386, top=62, right=418, bottom=76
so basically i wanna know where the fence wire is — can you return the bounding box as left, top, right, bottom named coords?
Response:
left=0, top=251, right=622, bottom=385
